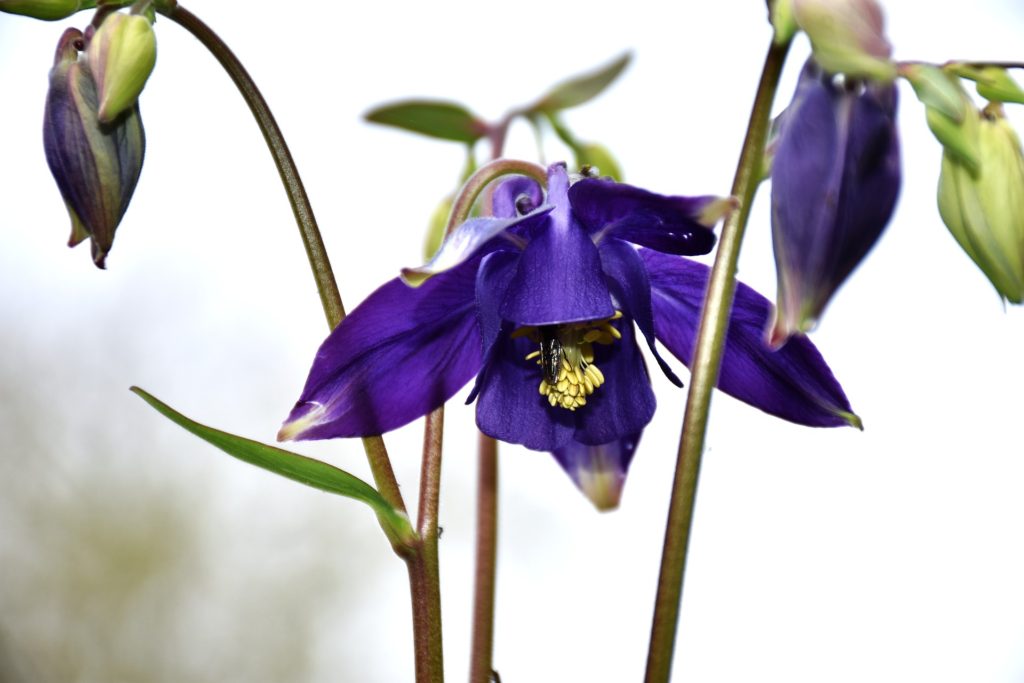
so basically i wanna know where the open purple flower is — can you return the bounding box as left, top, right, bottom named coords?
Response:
left=280, top=163, right=859, bottom=509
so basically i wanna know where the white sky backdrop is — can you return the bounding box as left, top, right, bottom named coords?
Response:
left=1, top=1, right=1023, bottom=681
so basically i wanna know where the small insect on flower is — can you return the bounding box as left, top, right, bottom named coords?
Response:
left=538, top=326, right=563, bottom=386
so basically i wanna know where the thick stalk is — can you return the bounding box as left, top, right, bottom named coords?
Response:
left=409, top=408, right=446, bottom=683
left=644, top=39, right=791, bottom=683
left=468, top=434, right=498, bottom=683
left=159, top=5, right=406, bottom=515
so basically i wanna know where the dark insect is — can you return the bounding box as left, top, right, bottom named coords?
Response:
left=539, top=325, right=562, bottom=385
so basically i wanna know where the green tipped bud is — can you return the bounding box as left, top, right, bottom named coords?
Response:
left=575, top=142, right=623, bottom=182
left=949, top=64, right=1024, bottom=106
left=938, top=104, right=1024, bottom=303
left=88, top=11, right=156, bottom=124
left=791, top=0, right=897, bottom=82
left=43, top=28, right=146, bottom=268
left=0, top=0, right=81, bottom=20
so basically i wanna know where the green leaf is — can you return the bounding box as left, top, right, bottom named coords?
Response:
left=364, top=100, right=487, bottom=143
left=534, top=52, right=632, bottom=112
left=131, top=387, right=416, bottom=549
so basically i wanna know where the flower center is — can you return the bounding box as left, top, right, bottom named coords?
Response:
left=516, top=312, right=622, bottom=411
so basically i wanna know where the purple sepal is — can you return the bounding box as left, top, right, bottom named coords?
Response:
left=569, top=177, right=719, bottom=255
left=497, top=165, right=614, bottom=325
left=552, top=433, right=641, bottom=511
left=401, top=207, right=552, bottom=286
left=642, top=249, right=860, bottom=428
left=770, top=59, right=901, bottom=342
left=279, top=259, right=483, bottom=441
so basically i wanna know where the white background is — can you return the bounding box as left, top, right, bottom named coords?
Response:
left=1, top=1, right=1023, bottom=681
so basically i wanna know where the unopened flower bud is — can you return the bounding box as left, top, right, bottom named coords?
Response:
left=0, top=0, right=80, bottom=20
left=770, top=60, right=901, bottom=344
left=43, top=28, right=146, bottom=268
left=792, top=0, right=896, bottom=82
left=88, top=11, right=157, bottom=123
left=937, top=104, right=1024, bottom=303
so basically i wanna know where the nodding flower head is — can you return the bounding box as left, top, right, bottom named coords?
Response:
left=281, top=162, right=859, bottom=509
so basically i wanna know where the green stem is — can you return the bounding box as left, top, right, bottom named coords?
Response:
left=644, top=38, right=791, bottom=683
left=158, top=5, right=407, bottom=518
left=409, top=408, right=445, bottom=683
left=468, top=434, right=498, bottom=683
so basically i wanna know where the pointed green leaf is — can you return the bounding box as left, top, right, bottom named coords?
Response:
left=364, top=100, right=487, bottom=143
left=131, top=387, right=416, bottom=548
left=533, top=52, right=632, bottom=112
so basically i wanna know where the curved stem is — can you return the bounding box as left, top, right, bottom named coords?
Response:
left=468, top=434, right=498, bottom=683
left=158, top=5, right=407, bottom=517
left=447, top=159, right=548, bottom=233
left=644, top=38, right=791, bottom=683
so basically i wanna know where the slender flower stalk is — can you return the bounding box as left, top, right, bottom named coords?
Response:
left=154, top=5, right=407, bottom=511
left=645, top=38, right=791, bottom=683
left=151, top=4, right=445, bottom=677
left=411, top=407, right=445, bottom=683
left=469, top=433, right=498, bottom=683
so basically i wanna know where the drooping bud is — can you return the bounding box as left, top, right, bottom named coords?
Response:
left=88, top=11, right=157, bottom=123
left=937, top=104, right=1024, bottom=303
left=791, top=0, right=896, bottom=82
left=43, top=28, right=146, bottom=268
left=0, top=0, right=80, bottom=20
left=769, top=60, right=901, bottom=345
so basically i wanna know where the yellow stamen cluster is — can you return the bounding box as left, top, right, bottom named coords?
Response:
left=519, top=312, right=622, bottom=412
left=531, top=353, right=605, bottom=410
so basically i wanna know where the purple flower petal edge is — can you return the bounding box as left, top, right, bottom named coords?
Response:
left=280, top=259, right=484, bottom=440
left=641, top=249, right=861, bottom=428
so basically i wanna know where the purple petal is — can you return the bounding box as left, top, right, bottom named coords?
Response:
left=771, top=60, right=900, bottom=341
left=401, top=207, right=552, bottom=287
left=552, top=433, right=641, bottom=511
left=641, top=249, right=860, bottom=428
left=491, top=175, right=544, bottom=218
left=573, top=321, right=657, bottom=444
left=598, top=238, right=682, bottom=386
left=465, top=249, right=520, bottom=404
left=475, top=331, right=576, bottom=451
left=280, top=259, right=483, bottom=440
left=499, top=165, right=614, bottom=325
left=568, top=177, right=723, bottom=255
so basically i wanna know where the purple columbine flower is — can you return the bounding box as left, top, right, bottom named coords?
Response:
left=769, top=59, right=901, bottom=345
left=280, top=163, right=858, bottom=510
